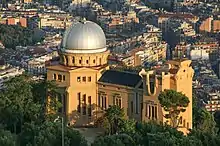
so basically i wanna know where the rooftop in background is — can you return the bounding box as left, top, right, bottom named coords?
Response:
left=158, top=13, right=198, bottom=21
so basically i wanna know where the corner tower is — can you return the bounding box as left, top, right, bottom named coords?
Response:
left=47, top=19, right=110, bottom=126
left=140, top=59, right=194, bottom=134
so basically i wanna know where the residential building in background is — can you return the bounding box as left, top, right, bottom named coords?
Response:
left=0, top=66, right=24, bottom=89
left=199, top=16, right=220, bottom=33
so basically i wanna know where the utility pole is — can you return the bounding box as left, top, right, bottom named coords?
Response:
left=54, top=116, right=64, bottom=146
left=62, top=117, right=64, bottom=146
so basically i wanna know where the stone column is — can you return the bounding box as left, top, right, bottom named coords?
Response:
left=67, top=56, right=73, bottom=66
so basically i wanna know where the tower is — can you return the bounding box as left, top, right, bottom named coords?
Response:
left=140, top=59, right=194, bottom=134
left=47, top=19, right=110, bottom=126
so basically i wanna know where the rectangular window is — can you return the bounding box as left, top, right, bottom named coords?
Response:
left=115, top=97, right=122, bottom=108
left=149, top=105, right=151, bottom=118
left=58, top=74, right=62, bottom=81
left=53, top=74, right=57, bottom=80
left=83, top=94, right=86, bottom=104
left=77, top=77, right=81, bottom=82
left=98, top=94, right=101, bottom=107
left=77, top=92, right=81, bottom=113
left=88, top=96, right=91, bottom=117
left=83, top=76, right=86, bottom=82
left=104, top=96, right=107, bottom=109
left=86, top=60, right=89, bottom=64
left=88, top=96, right=91, bottom=104
left=155, top=106, right=157, bottom=119
left=101, top=96, right=104, bottom=109
left=88, top=77, right=91, bottom=82
left=135, top=93, right=139, bottom=114
left=119, top=99, right=121, bottom=108
left=152, top=106, right=155, bottom=119
left=63, top=75, right=65, bottom=81
left=82, top=106, right=86, bottom=115
left=179, top=116, right=183, bottom=125
left=131, top=101, right=133, bottom=113
left=88, top=107, right=92, bottom=117
left=79, top=60, right=82, bottom=64
left=145, top=104, right=148, bottom=117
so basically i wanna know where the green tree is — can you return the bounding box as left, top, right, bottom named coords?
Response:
left=0, top=75, right=62, bottom=134
left=189, top=130, right=220, bottom=146
left=194, top=108, right=216, bottom=134
left=0, top=24, right=44, bottom=49
left=92, top=134, right=135, bottom=146
left=96, top=105, right=125, bottom=135
left=158, top=89, right=190, bottom=128
left=118, top=119, right=136, bottom=134
left=19, top=122, right=87, bottom=146
left=193, top=95, right=216, bottom=134
left=0, top=75, right=34, bottom=133
left=105, top=105, right=125, bottom=134
left=31, top=80, right=62, bottom=121
left=0, top=129, right=16, bottom=146
left=131, top=122, right=200, bottom=146
left=214, top=110, right=220, bottom=134
left=0, top=75, right=86, bottom=146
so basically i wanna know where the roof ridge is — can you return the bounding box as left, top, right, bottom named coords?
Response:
left=109, top=69, right=140, bottom=75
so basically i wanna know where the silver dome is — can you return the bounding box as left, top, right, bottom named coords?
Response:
left=61, top=20, right=107, bottom=54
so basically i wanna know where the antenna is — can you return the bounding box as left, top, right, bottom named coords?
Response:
left=129, top=0, right=131, bottom=12
left=76, top=0, right=79, bottom=15
left=81, top=0, right=86, bottom=18
left=115, top=0, right=117, bottom=13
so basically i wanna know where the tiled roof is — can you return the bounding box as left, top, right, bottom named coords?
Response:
left=159, top=13, right=196, bottom=19
left=99, top=70, right=142, bottom=88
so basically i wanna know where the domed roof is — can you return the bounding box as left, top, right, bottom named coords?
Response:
left=60, top=19, right=107, bottom=54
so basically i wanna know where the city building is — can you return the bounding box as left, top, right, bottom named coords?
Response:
left=199, top=17, right=213, bottom=33
left=145, top=0, right=173, bottom=10
left=199, top=16, right=220, bottom=33
left=69, top=0, right=91, bottom=11
left=6, top=17, right=28, bottom=27
left=0, top=67, right=25, bottom=89
left=205, top=92, right=220, bottom=113
left=173, top=41, right=219, bottom=59
left=47, top=19, right=110, bottom=125
left=22, top=49, right=59, bottom=76
left=23, top=0, right=32, bottom=3
left=39, top=16, right=72, bottom=29
left=97, top=10, right=139, bottom=33
left=47, top=19, right=194, bottom=134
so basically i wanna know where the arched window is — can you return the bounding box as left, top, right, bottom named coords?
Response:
left=62, top=56, right=66, bottom=64
left=53, top=74, right=57, bottom=80
left=79, top=57, right=82, bottom=64
left=72, top=57, right=75, bottom=64
left=58, top=74, right=62, bottom=81
left=60, top=56, right=63, bottom=63
left=65, top=56, right=68, bottom=66
left=187, top=122, right=189, bottom=129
